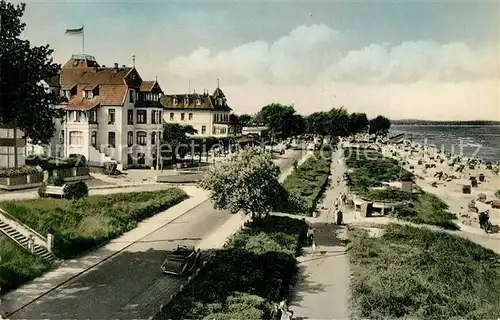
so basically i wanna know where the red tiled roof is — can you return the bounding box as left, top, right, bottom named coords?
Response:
left=139, top=81, right=156, bottom=92
left=65, top=97, right=100, bottom=111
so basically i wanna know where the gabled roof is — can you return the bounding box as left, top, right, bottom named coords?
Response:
left=139, top=80, right=161, bottom=93
left=57, top=55, right=137, bottom=108
left=213, top=87, right=225, bottom=98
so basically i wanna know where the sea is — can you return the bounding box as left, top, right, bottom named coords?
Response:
left=389, top=125, right=500, bottom=163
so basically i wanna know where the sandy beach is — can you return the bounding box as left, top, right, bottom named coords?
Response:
left=381, top=140, right=500, bottom=241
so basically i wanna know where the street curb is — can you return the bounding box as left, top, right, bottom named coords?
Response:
left=4, top=195, right=209, bottom=317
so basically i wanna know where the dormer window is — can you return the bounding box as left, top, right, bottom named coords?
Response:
left=84, top=90, right=93, bottom=99
left=184, top=97, right=189, bottom=105
left=196, top=98, right=201, bottom=106
left=217, top=98, right=223, bottom=106
left=173, top=97, right=178, bottom=105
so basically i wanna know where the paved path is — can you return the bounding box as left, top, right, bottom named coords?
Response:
left=290, top=148, right=352, bottom=319
left=2, top=149, right=306, bottom=319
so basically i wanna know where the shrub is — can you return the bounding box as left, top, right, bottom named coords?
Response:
left=37, top=183, right=47, bottom=198
left=0, top=166, right=39, bottom=178
left=365, top=188, right=413, bottom=202
left=47, top=175, right=65, bottom=186
left=103, top=162, right=119, bottom=175
left=64, top=181, right=88, bottom=199
left=349, top=224, right=500, bottom=319
left=0, top=188, right=188, bottom=258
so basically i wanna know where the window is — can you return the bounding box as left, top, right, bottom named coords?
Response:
left=137, top=131, right=147, bottom=145
left=220, top=127, right=226, bottom=134
left=60, top=130, right=64, bottom=144
left=108, top=109, right=115, bottom=124
left=218, top=98, right=223, bottom=106
left=88, top=110, right=97, bottom=123
left=173, top=97, right=178, bottom=105
left=75, top=111, right=81, bottom=122
left=188, top=113, right=193, bottom=120
left=212, top=126, right=217, bottom=135
left=91, top=131, right=97, bottom=148
left=151, top=110, right=157, bottom=124
left=127, top=110, right=134, bottom=125
left=84, top=90, right=93, bottom=99
left=169, top=112, right=174, bottom=121
left=202, top=125, right=206, bottom=135
left=181, top=113, right=185, bottom=121
left=69, top=131, right=83, bottom=145
left=137, top=110, right=146, bottom=124
left=184, top=97, right=189, bottom=105
left=127, top=131, right=134, bottom=147
left=108, top=132, right=116, bottom=147
left=129, top=89, right=135, bottom=103
left=151, top=132, right=157, bottom=145
left=196, top=99, right=201, bottom=105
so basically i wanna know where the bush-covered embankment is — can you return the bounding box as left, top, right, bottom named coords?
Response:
left=278, top=150, right=333, bottom=215
left=154, top=215, right=308, bottom=320
left=349, top=224, right=500, bottom=319
left=0, top=188, right=188, bottom=258
left=344, top=148, right=457, bottom=230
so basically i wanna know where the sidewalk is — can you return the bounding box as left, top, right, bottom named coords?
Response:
left=290, top=148, right=352, bottom=319
left=1, top=186, right=209, bottom=314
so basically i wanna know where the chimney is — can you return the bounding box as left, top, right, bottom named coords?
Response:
left=114, top=63, right=119, bottom=72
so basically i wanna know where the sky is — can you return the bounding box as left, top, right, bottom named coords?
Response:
left=18, top=0, right=500, bottom=120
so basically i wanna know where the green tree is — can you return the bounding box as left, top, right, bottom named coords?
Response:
left=369, top=115, right=392, bottom=136
left=256, top=103, right=296, bottom=139
left=0, top=1, right=64, bottom=147
left=161, top=123, right=197, bottom=162
left=199, top=148, right=283, bottom=220
left=290, top=114, right=306, bottom=136
left=324, top=107, right=350, bottom=137
left=305, top=112, right=328, bottom=136
left=348, top=112, right=369, bottom=134
left=237, top=114, right=252, bottom=126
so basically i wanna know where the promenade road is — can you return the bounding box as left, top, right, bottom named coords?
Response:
left=7, top=149, right=306, bottom=319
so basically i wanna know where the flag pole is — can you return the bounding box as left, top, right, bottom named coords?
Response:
left=82, top=24, right=85, bottom=54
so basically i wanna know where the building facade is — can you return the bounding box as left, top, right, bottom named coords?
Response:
left=0, top=125, right=26, bottom=168
left=35, top=54, right=163, bottom=169
left=161, top=87, right=239, bottom=138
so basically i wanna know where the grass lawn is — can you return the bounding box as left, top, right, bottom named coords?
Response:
left=0, top=188, right=188, bottom=258
left=279, top=150, right=332, bottom=215
left=0, top=233, right=51, bottom=292
left=154, top=216, right=307, bottom=320
left=344, top=148, right=457, bottom=230
left=348, top=224, right=500, bottom=319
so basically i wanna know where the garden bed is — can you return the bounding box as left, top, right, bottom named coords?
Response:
left=154, top=215, right=308, bottom=320
left=0, top=188, right=188, bottom=258
left=279, top=150, right=332, bottom=215
left=0, top=233, right=51, bottom=292
left=348, top=224, right=500, bottom=319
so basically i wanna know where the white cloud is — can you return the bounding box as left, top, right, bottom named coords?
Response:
left=167, top=24, right=497, bottom=86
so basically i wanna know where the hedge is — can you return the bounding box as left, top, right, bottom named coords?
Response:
left=278, top=150, right=333, bottom=215
left=154, top=215, right=308, bottom=320
left=0, top=165, right=39, bottom=178
left=0, top=188, right=188, bottom=258
left=25, top=155, right=87, bottom=170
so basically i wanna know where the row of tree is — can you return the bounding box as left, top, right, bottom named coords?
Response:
left=232, top=103, right=391, bottom=140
